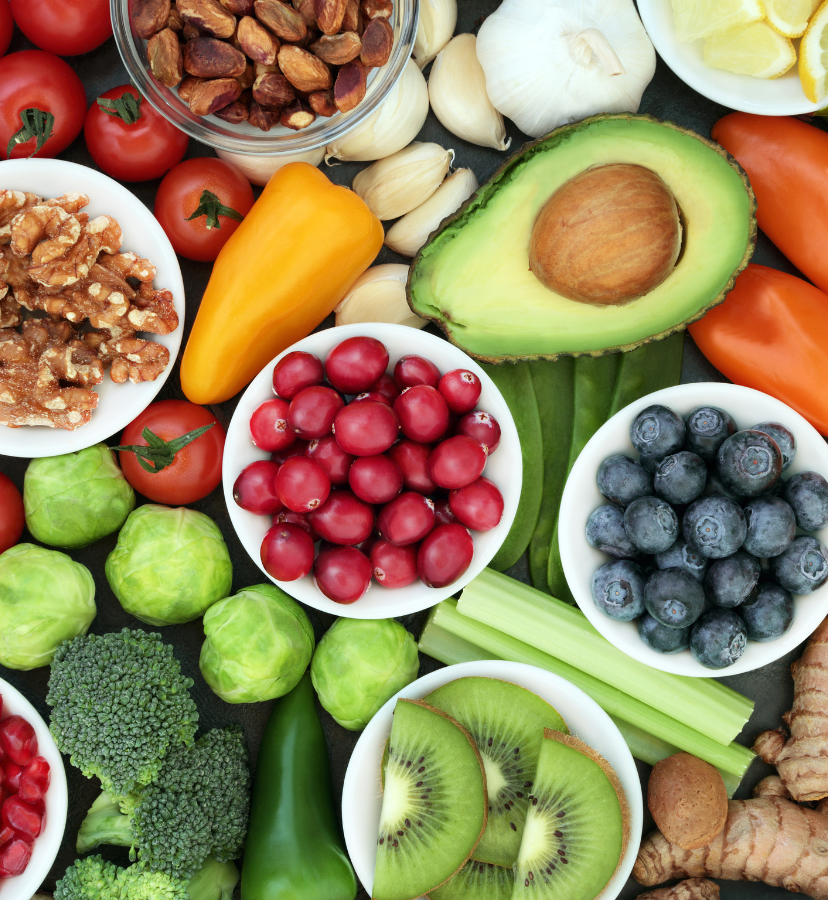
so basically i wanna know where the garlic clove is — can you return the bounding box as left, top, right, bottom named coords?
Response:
left=325, top=58, right=429, bottom=163
left=216, top=147, right=325, bottom=185
left=352, top=142, right=454, bottom=221
left=413, top=0, right=458, bottom=69
left=385, top=167, right=478, bottom=257
left=335, top=264, right=426, bottom=328
left=428, top=33, right=510, bottom=151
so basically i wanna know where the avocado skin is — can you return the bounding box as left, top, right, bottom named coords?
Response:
left=406, top=113, right=757, bottom=364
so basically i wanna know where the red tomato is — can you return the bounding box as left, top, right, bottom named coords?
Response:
left=0, top=474, right=24, bottom=555
left=84, top=86, right=188, bottom=183
left=0, top=0, right=13, bottom=58
left=0, top=51, right=85, bottom=160
left=9, top=0, right=110, bottom=55
left=154, top=157, right=254, bottom=262
left=117, top=400, right=226, bottom=506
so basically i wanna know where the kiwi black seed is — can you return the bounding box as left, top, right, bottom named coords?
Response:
left=428, top=859, right=514, bottom=900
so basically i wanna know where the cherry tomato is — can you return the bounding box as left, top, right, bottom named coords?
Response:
left=116, top=400, right=226, bottom=506
left=154, top=157, right=254, bottom=262
left=9, top=0, right=110, bottom=55
left=0, top=51, right=85, bottom=160
left=0, top=474, right=24, bottom=555
left=84, top=85, right=188, bottom=183
left=0, top=0, right=13, bottom=58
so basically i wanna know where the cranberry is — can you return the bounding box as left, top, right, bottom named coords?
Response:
left=378, top=492, right=435, bottom=546
left=325, top=336, right=390, bottom=394
left=349, top=455, right=403, bottom=504
left=394, top=386, right=450, bottom=443
left=270, top=439, right=310, bottom=464
left=388, top=440, right=437, bottom=494
left=334, top=401, right=399, bottom=456
left=249, top=398, right=295, bottom=452
left=233, top=460, right=283, bottom=515
left=0, top=718, right=36, bottom=767
left=418, top=524, right=474, bottom=588
left=428, top=435, right=488, bottom=490
left=2, top=796, right=42, bottom=840
left=450, top=477, right=504, bottom=531
left=276, top=456, right=331, bottom=513
left=309, top=490, right=375, bottom=545
left=288, top=386, right=345, bottom=439
left=370, top=540, right=419, bottom=589
left=394, top=355, right=441, bottom=390
left=260, top=523, right=315, bottom=581
left=434, top=498, right=459, bottom=527
left=457, top=410, right=501, bottom=454
left=371, top=373, right=400, bottom=403
left=274, top=509, right=315, bottom=537
left=353, top=391, right=391, bottom=406
left=18, top=757, right=49, bottom=805
left=356, top=532, right=380, bottom=556
left=306, top=435, right=353, bottom=486
left=314, top=546, right=373, bottom=603
left=273, top=351, right=324, bottom=400
left=0, top=836, right=32, bottom=877
left=439, top=369, right=482, bottom=414
left=3, top=765, right=21, bottom=794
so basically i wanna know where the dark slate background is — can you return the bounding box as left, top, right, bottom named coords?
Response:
left=0, top=1, right=818, bottom=897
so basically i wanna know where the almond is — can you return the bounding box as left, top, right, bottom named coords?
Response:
left=188, top=77, right=241, bottom=114
left=360, top=0, right=390, bottom=21
left=280, top=99, right=316, bottom=129
left=219, top=0, right=255, bottom=15
left=292, top=0, right=316, bottom=27
left=133, top=0, right=171, bottom=40
left=177, top=0, right=236, bottom=37
left=237, top=15, right=280, bottom=63
left=147, top=28, right=184, bottom=86
left=341, top=0, right=359, bottom=32
left=252, top=72, right=296, bottom=106
left=308, top=88, right=337, bottom=116
left=334, top=57, right=366, bottom=112
left=314, top=0, right=347, bottom=34
left=359, top=16, right=391, bottom=67
left=254, top=0, right=307, bottom=41
left=310, top=31, right=360, bottom=64
left=178, top=74, right=206, bottom=101
left=184, top=36, right=247, bottom=77
left=278, top=44, right=332, bottom=91
left=249, top=99, right=282, bottom=129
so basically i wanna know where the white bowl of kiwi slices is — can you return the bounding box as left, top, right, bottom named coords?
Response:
left=341, top=660, right=642, bottom=900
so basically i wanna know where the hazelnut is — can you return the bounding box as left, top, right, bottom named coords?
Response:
left=184, top=36, right=247, bottom=77
left=252, top=72, right=296, bottom=107
left=314, top=0, right=346, bottom=34
left=310, top=31, right=361, bottom=64
left=359, top=0, right=390, bottom=21
left=253, top=0, right=307, bottom=41
left=280, top=99, right=315, bottom=129
left=278, top=44, right=332, bottom=91
left=133, top=0, right=171, bottom=40
left=359, top=16, right=390, bottom=67
left=188, top=77, right=242, bottom=115
left=333, top=57, right=366, bottom=112
left=237, top=15, right=280, bottom=63
left=308, top=88, right=336, bottom=116
left=147, top=28, right=184, bottom=87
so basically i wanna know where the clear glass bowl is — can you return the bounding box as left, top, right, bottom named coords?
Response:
left=111, top=0, right=419, bottom=155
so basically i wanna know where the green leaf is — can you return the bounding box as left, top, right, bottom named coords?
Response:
left=186, top=190, right=244, bottom=230
left=7, top=108, right=56, bottom=159
left=97, top=92, right=143, bottom=126
left=111, top=423, right=215, bottom=474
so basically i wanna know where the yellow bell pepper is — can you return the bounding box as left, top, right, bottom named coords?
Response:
left=180, top=162, right=384, bottom=405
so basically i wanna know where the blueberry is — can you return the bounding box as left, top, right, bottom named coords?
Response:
left=684, top=406, right=736, bottom=464
left=704, top=551, right=761, bottom=608
left=596, top=455, right=653, bottom=507
left=586, top=505, right=640, bottom=559
left=701, top=470, right=747, bottom=505
left=638, top=613, right=692, bottom=654
left=751, top=422, right=796, bottom=472
left=591, top=559, right=646, bottom=621
left=654, top=451, right=707, bottom=505
left=643, top=568, right=705, bottom=629
left=690, top=609, right=748, bottom=669
left=717, top=430, right=783, bottom=498
left=784, top=471, right=828, bottom=532
left=683, top=496, right=747, bottom=559
left=623, top=496, right=679, bottom=554
left=740, top=582, right=794, bottom=642
left=773, top=536, right=828, bottom=594
left=655, top=538, right=708, bottom=582
left=742, top=496, right=796, bottom=558
left=630, top=405, right=686, bottom=462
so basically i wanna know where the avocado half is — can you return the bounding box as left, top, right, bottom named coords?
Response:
left=406, top=113, right=757, bottom=362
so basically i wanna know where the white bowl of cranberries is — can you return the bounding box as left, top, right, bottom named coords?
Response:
left=222, top=324, right=521, bottom=617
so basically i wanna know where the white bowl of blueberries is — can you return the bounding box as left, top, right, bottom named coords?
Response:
left=558, top=383, right=828, bottom=676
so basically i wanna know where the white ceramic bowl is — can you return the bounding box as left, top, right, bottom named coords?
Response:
left=341, top=659, right=642, bottom=900
left=559, top=382, right=828, bottom=677
left=222, top=323, right=520, bottom=618
left=0, top=159, right=185, bottom=458
left=638, top=0, right=820, bottom=115
left=0, top=678, right=67, bottom=900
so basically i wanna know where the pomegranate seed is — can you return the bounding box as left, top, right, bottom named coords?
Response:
left=371, top=540, right=419, bottom=589
left=325, top=336, right=389, bottom=394
left=260, top=523, right=315, bottom=581
left=439, top=369, right=482, bottom=414
left=457, top=410, right=501, bottom=454
left=0, top=825, right=14, bottom=846
left=371, top=373, right=400, bottom=403
left=394, top=386, right=450, bottom=443
left=334, top=401, right=399, bottom=456
left=233, top=460, right=283, bottom=515
left=388, top=440, right=437, bottom=494
left=428, top=435, right=488, bottom=489
left=270, top=439, right=310, bottom=464
left=349, top=455, right=403, bottom=504
left=276, top=456, right=331, bottom=512
left=377, top=492, right=435, bottom=546
left=18, top=758, right=50, bottom=805
left=2, top=796, right=42, bottom=839
left=306, top=435, right=354, bottom=486
left=394, top=355, right=441, bottom=390
left=418, top=524, right=474, bottom=588
left=0, top=836, right=32, bottom=877
left=309, top=490, right=375, bottom=545
left=0, top=718, right=36, bottom=767
left=274, top=509, right=315, bottom=537
left=314, top=546, right=373, bottom=603
left=249, top=398, right=295, bottom=452
left=353, top=391, right=391, bottom=406
left=3, top=765, right=21, bottom=794
left=450, top=477, right=504, bottom=531
left=434, top=498, right=459, bottom=526
left=272, top=351, right=324, bottom=400
left=288, top=386, right=344, bottom=439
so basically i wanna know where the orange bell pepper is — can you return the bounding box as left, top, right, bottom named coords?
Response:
left=689, top=264, right=828, bottom=435
left=712, top=113, right=828, bottom=294
left=180, top=162, right=383, bottom=405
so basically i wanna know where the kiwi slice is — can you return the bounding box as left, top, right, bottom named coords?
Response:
left=425, top=676, right=568, bottom=868
left=373, top=699, right=487, bottom=900
left=429, top=860, right=514, bottom=900
left=513, top=729, right=629, bottom=900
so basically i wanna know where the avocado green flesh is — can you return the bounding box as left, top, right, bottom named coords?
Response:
left=408, top=115, right=755, bottom=361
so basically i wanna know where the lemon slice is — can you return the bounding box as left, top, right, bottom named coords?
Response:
left=764, top=0, right=820, bottom=36
left=672, top=0, right=764, bottom=43
left=703, top=21, right=797, bottom=77
left=800, top=0, right=828, bottom=101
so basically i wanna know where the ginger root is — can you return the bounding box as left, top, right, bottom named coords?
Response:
left=636, top=878, right=720, bottom=900
left=752, top=775, right=792, bottom=801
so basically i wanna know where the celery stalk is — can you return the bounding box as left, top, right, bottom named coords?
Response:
left=457, top=568, right=753, bottom=745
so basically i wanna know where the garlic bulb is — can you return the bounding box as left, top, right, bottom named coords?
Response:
left=476, top=0, right=656, bottom=138
left=414, top=0, right=458, bottom=69
left=429, top=34, right=510, bottom=151
left=352, top=143, right=454, bottom=221
left=325, top=59, right=429, bottom=163
left=216, top=147, right=325, bottom=186
left=335, top=264, right=426, bottom=328
left=385, top=168, right=478, bottom=257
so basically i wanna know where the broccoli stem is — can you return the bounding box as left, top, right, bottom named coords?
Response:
left=186, top=857, right=240, bottom=900
left=76, top=791, right=135, bottom=855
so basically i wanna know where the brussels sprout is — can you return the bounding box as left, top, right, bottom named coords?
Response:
left=24, top=444, right=136, bottom=549
left=106, top=505, right=233, bottom=626
left=310, top=618, right=419, bottom=730
left=199, top=584, right=315, bottom=703
left=0, top=543, right=96, bottom=669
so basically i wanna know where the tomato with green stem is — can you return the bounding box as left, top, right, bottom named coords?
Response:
left=154, top=157, right=255, bottom=262
left=9, top=0, right=110, bottom=55
left=0, top=473, right=24, bottom=554
left=0, top=0, right=13, bottom=58
left=84, top=86, right=189, bottom=182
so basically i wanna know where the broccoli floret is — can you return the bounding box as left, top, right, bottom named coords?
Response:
left=47, top=629, right=199, bottom=797
left=77, top=728, right=251, bottom=880
left=54, top=856, right=188, bottom=900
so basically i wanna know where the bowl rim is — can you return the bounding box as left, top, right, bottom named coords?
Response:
left=341, top=659, right=643, bottom=900
left=559, top=381, right=828, bottom=677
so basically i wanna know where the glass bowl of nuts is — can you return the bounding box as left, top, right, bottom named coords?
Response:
left=111, top=0, right=419, bottom=154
